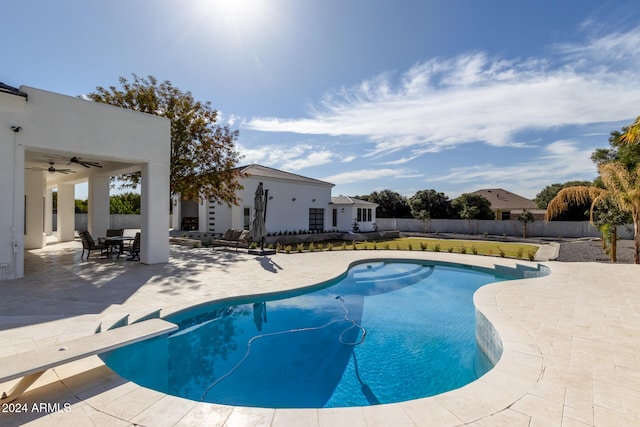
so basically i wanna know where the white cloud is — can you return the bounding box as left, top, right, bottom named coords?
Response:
left=429, top=140, right=597, bottom=198
left=246, top=27, right=640, bottom=158
left=322, top=168, right=410, bottom=185
left=237, top=143, right=336, bottom=170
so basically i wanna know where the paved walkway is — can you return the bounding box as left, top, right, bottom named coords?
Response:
left=0, top=240, right=639, bottom=426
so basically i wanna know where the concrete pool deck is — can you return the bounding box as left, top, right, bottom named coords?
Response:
left=0, top=241, right=639, bottom=426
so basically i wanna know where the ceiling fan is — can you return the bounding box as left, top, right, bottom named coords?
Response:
left=43, top=154, right=103, bottom=168
left=48, top=162, right=76, bottom=174
left=28, top=162, right=76, bottom=174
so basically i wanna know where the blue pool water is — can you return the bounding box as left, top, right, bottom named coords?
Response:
left=101, top=261, right=512, bottom=408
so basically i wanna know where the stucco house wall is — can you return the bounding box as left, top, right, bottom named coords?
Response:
left=172, top=164, right=336, bottom=234
left=0, top=83, right=170, bottom=279
left=330, top=196, right=379, bottom=232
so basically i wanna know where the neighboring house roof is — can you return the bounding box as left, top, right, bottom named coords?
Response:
left=239, top=164, right=334, bottom=187
left=471, top=188, right=537, bottom=210
left=0, top=82, right=28, bottom=99
left=331, top=196, right=379, bottom=207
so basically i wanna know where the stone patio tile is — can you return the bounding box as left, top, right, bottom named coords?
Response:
left=318, top=407, right=368, bottom=427
left=510, top=393, right=564, bottom=426
left=224, top=406, right=275, bottom=427
left=130, top=394, right=198, bottom=427
left=272, top=408, right=319, bottom=427
left=399, top=398, right=462, bottom=427
left=174, top=403, right=233, bottom=427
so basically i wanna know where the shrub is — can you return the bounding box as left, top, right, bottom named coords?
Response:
left=420, top=242, right=427, bottom=251
left=309, top=242, right=316, bottom=252
left=352, top=241, right=358, bottom=250
left=459, top=245, right=467, bottom=254
left=498, top=247, right=506, bottom=257
left=447, top=247, right=453, bottom=253
left=408, top=243, right=413, bottom=251
left=372, top=242, right=377, bottom=250
left=327, top=242, right=334, bottom=251
left=471, top=245, right=478, bottom=255
left=434, top=243, right=441, bottom=252
left=296, top=243, right=304, bottom=253
left=528, top=250, right=536, bottom=261
left=483, top=231, right=488, bottom=237
left=516, top=247, right=524, bottom=259
left=341, top=242, right=347, bottom=250
left=285, top=245, right=292, bottom=254
left=384, top=242, right=390, bottom=250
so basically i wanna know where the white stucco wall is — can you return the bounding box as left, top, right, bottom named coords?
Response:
left=203, top=175, right=333, bottom=234
left=0, top=85, right=170, bottom=279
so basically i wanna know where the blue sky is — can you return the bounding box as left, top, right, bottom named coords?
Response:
left=3, top=0, right=640, bottom=200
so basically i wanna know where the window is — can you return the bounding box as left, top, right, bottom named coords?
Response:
left=357, top=207, right=372, bottom=222
left=243, top=207, right=251, bottom=230
left=309, top=208, right=324, bottom=231
left=332, top=209, right=337, bottom=227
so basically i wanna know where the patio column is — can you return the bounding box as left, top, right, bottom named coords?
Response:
left=88, top=175, right=110, bottom=237
left=24, top=169, right=46, bottom=249
left=44, top=188, right=53, bottom=236
left=57, top=183, right=75, bottom=242
left=140, top=160, right=169, bottom=264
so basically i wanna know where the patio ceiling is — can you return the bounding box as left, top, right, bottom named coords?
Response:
left=24, top=148, right=142, bottom=187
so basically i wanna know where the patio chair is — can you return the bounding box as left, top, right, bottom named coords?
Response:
left=79, top=230, right=108, bottom=259
left=124, top=232, right=141, bottom=261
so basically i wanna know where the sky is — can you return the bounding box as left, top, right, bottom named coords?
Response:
left=2, top=0, right=640, bottom=200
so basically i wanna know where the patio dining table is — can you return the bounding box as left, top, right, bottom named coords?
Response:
left=102, top=236, right=135, bottom=258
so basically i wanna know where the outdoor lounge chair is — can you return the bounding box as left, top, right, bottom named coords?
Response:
left=79, top=230, right=108, bottom=259
left=211, top=229, right=251, bottom=251
left=124, top=232, right=141, bottom=261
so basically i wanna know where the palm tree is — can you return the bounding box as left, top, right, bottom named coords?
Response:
left=617, top=116, right=640, bottom=145
left=546, top=162, right=640, bottom=263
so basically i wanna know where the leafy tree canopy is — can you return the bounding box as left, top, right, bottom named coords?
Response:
left=86, top=74, right=243, bottom=205
left=110, top=192, right=141, bottom=215
left=355, top=189, right=412, bottom=218
left=408, top=189, right=453, bottom=219
left=451, top=193, right=494, bottom=220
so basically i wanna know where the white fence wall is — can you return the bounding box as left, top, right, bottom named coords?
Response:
left=375, top=218, right=634, bottom=239
left=52, top=214, right=172, bottom=232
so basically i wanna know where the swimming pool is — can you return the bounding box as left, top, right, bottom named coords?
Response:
left=101, top=260, right=514, bottom=408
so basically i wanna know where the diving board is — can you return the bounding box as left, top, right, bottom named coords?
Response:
left=0, top=318, right=177, bottom=402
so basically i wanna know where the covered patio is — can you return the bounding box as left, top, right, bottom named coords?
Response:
left=0, top=83, right=170, bottom=279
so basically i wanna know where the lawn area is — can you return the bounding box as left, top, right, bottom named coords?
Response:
left=278, top=238, right=539, bottom=260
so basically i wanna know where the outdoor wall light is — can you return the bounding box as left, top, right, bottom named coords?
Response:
left=269, top=196, right=273, bottom=200
left=312, top=198, right=316, bottom=202
left=292, top=197, right=296, bottom=202
left=11, top=126, right=21, bottom=132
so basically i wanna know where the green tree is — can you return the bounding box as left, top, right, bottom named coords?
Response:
left=356, top=189, right=412, bottom=218
left=592, top=197, right=631, bottom=262
left=110, top=192, right=141, bottom=214
left=86, top=74, right=243, bottom=205
left=452, top=193, right=493, bottom=234
left=517, top=210, right=535, bottom=238
left=408, top=189, right=453, bottom=219
left=75, top=199, right=88, bottom=214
